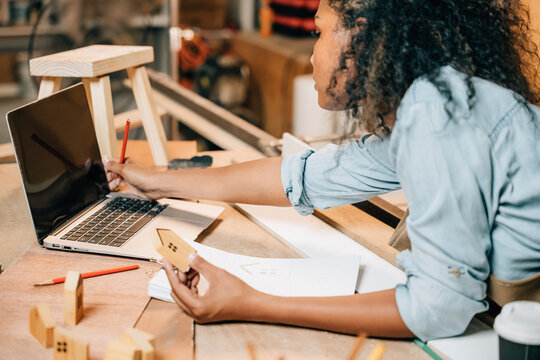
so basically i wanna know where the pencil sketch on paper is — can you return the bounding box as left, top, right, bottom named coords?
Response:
left=239, top=262, right=293, bottom=277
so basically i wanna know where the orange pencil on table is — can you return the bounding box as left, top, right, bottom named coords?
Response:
left=33, top=264, right=139, bottom=286
left=346, top=332, right=367, bottom=360
left=116, top=119, right=131, bottom=188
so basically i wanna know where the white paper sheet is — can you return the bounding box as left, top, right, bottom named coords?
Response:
left=235, top=204, right=406, bottom=293
left=428, top=318, right=498, bottom=360
left=149, top=242, right=361, bottom=301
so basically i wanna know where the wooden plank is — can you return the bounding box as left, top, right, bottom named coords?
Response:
left=29, top=45, right=153, bottom=78
left=87, top=76, right=119, bottom=158
left=152, top=88, right=261, bottom=153
left=37, top=76, right=62, bottom=99
left=113, top=107, right=167, bottom=133
left=369, top=196, right=406, bottom=220
left=147, top=69, right=279, bottom=156
left=314, top=205, right=399, bottom=267
left=127, top=66, right=170, bottom=167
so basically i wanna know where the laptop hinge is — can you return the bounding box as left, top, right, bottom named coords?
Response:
left=51, top=197, right=108, bottom=236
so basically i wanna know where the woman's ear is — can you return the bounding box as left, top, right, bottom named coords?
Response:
left=355, top=17, right=367, bottom=30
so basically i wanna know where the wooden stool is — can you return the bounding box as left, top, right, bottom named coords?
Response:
left=29, top=45, right=170, bottom=166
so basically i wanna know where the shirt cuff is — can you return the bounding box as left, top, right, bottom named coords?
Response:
left=281, top=150, right=315, bottom=216
left=394, top=250, right=489, bottom=341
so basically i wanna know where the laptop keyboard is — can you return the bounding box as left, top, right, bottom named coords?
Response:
left=60, top=197, right=168, bottom=247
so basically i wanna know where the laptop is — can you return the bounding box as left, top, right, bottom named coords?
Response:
left=6, top=83, right=223, bottom=259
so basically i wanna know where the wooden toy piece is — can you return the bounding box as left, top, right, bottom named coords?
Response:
left=64, top=271, right=84, bottom=325
left=121, top=328, right=155, bottom=348
left=104, top=340, right=142, bottom=360
left=153, top=228, right=195, bottom=273
left=121, top=328, right=155, bottom=360
left=53, top=326, right=89, bottom=360
left=28, top=304, right=55, bottom=348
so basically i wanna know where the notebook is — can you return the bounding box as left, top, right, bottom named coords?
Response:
left=6, top=83, right=223, bottom=259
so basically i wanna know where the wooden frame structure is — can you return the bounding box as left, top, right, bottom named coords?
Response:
left=29, top=45, right=170, bottom=166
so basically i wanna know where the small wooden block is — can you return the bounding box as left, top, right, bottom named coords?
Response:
left=104, top=340, right=142, bottom=360
left=53, top=326, right=89, bottom=360
left=153, top=229, right=195, bottom=273
left=29, top=304, right=55, bottom=348
left=29, top=45, right=154, bottom=78
left=121, top=328, right=155, bottom=360
left=64, top=271, right=84, bottom=325
left=121, top=328, right=155, bottom=348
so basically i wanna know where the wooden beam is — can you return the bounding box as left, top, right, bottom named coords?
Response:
left=314, top=205, right=399, bottom=267
left=37, top=76, right=61, bottom=99
left=29, top=45, right=153, bottom=78
left=86, top=76, right=119, bottom=158
left=127, top=66, right=170, bottom=166
left=113, top=107, right=167, bottom=133
left=146, top=69, right=279, bottom=156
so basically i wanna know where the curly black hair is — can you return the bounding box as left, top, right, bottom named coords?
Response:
left=328, top=0, right=540, bottom=136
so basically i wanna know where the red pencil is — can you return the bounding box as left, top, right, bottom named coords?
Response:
left=33, top=264, right=140, bottom=286
left=116, top=120, right=131, bottom=186
left=119, top=119, right=131, bottom=165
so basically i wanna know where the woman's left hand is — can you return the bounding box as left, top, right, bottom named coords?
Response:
left=163, top=253, right=261, bottom=323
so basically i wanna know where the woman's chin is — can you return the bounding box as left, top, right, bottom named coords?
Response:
left=318, top=97, right=348, bottom=111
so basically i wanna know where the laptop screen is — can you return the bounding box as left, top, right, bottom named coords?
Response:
left=7, top=84, right=110, bottom=242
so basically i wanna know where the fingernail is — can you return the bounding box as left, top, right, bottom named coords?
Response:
left=103, top=156, right=110, bottom=163
left=188, top=252, right=197, bottom=263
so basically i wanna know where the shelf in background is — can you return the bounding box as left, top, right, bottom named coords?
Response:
left=0, top=25, right=66, bottom=37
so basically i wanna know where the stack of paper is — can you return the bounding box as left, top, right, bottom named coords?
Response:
left=149, top=242, right=361, bottom=302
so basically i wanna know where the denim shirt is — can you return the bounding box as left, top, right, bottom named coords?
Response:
left=281, top=66, right=540, bottom=341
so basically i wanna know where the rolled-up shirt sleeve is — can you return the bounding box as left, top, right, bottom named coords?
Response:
left=390, top=100, right=491, bottom=341
left=281, top=134, right=401, bottom=215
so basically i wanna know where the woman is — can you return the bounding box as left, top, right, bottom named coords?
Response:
left=105, top=0, right=540, bottom=340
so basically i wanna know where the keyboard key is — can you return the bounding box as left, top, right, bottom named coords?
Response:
left=97, top=236, right=116, bottom=245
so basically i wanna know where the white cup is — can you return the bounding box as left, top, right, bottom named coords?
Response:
left=493, top=301, right=540, bottom=360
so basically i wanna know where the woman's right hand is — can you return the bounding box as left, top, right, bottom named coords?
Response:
left=103, top=157, right=165, bottom=200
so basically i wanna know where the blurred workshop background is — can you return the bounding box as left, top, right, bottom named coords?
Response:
left=0, top=0, right=354, bottom=152
left=1, top=0, right=538, bottom=150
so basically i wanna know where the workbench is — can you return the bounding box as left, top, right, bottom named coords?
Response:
left=0, top=141, right=430, bottom=360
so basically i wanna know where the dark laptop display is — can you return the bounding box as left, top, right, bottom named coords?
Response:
left=7, top=84, right=109, bottom=242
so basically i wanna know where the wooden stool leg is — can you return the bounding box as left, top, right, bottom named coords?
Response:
left=37, top=76, right=62, bottom=99
left=127, top=66, right=170, bottom=166
left=81, top=78, right=94, bottom=119
left=85, top=76, right=118, bottom=158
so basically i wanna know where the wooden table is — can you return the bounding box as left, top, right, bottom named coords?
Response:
left=0, top=143, right=430, bottom=360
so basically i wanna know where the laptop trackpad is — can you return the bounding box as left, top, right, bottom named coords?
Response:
left=159, top=200, right=224, bottom=227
